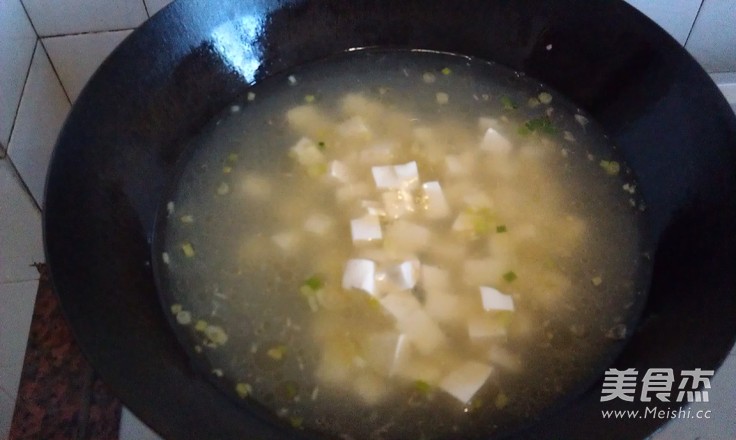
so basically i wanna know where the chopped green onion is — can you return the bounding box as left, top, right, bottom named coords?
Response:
left=591, top=276, right=603, bottom=286
left=267, top=344, right=288, bottom=360
left=284, top=382, right=299, bottom=399
left=227, top=153, right=238, bottom=163
left=441, top=67, right=452, bottom=75
left=414, top=380, right=432, bottom=394
left=317, top=141, right=326, bottom=151
left=180, top=214, right=194, bottom=223
left=538, top=92, right=553, bottom=104
left=303, top=274, right=324, bottom=291
left=170, top=303, right=182, bottom=314
left=222, top=166, right=232, bottom=174
left=599, top=160, right=621, bottom=175
left=520, top=116, right=555, bottom=135
left=503, top=271, right=518, bottom=282
left=496, top=225, right=507, bottom=233
left=235, top=382, right=252, bottom=398
left=500, top=96, right=517, bottom=110
left=289, top=416, right=304, bottom=429
left=194, top=320, right=208, bottom=332
left=304, top=94, right=315, bottom=103
left=181, top=242, right=195, bottom=257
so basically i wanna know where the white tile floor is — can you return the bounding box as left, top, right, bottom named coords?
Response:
left=0, top=1, right=735, bottom=439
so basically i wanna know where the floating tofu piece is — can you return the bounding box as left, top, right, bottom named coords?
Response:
left=444, top=155, right=466, bottom=176
left=342, top=93, right=383, bottom=119
left=377, top=260, right=420, bottom=292
left=422, top=181, right=450, bottom=219
left=382, top=189, right=415, bottom=219
left=360, top=142, right=395, bottom=165
left=351, top=214, right=382, bottom=242
left=488, top=344, right=521, bottom=372
left=464, top=259, right=505, bottom=285
left=480, top=286, right=515, bottom=311
left=478, top=116, right=500, bottom=132
left=439, top=361, right=493, bottom=404
left=336, top=182, right=371, bottom=203
left=337, top=115, right=372, bottom=141
left=290, top=137, right=325, bottom=166
left=381, top=292, right=447, bottom=355
left=364, top=332, right=402, bottom=374
left=371, top=161, right=419, bottom=189
left=468, top=315, right=507, bottom=339
left=428, top=238, right=466, bottom=264
left=361, top=200, right=386, bottom=217
left=304, top=213, right=333, bottom=235
left=342, top=259, right=376, bottom=295
left=425, top=288, right=461, bottom=323
left=329, top=160, right=351, bottom=183
left=384, top=220, right=431, bottom=253
left=390, top=334, right=412, bottom=376
left=380, top=291, right=422, bottom=322
left=480, top=127, right=512, bottom=154
left=420, top=265, right=450, bottom=292
left=286, top=105, right=331, bottom=136
left=242, top=174, right=272, bottom=199
left=271, top=231, right=300, bottom=252
left=452, top=212, right=475, bottom=233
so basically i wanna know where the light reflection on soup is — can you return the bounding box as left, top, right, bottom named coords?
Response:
left=155, top=50, right=650, bottom=440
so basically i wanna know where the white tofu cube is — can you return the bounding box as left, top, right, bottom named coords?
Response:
left=478, top=116, right=499, bottom=132
left=380, top=291, right=422, bottom=322
left=364, top=332, right=402, bottom=374
left=463, top=259, right=505, bottom=285
left=480, top=127, right=512, bottom=154
left=371, top=161, right=419, bottom=189
left=382, top=189, right=415, bottom=219
left=390, top=333, right=412, bottom=376
left=439, top=361, right=493, bottom=404
left=384, top=220, right=431, bottom=253
left=342, top=259, right=376, bottom=295
left=467, top=315, right=507, bottom=339
left=420, top=265, right=450, bottom=292
left=487, top=344, right=521, bottom=372
left=400, top=310, right=447, bottom=355
left=425, top=288, right=461, bottom=323
left=444, top=155, right=465, bottom=176
left=480, top=286, right=515, bottom=311
left=360, top=142, right=395, bottom=165
left=271, top=231, right=299, bottom=251
left=337, top=115, right=372, bottom=141
left=329, top=160, right=351, bottom=183
left=452, top=212, right=475, bottom=233
left=377, top=260, right=420, bottom=292
left=290, top=137, right=325, bottom=165
left=351, top=214, right=382, bottom=243
left=361, top=200, right=386, bottom=217
left=303, top=213, right=333, bottom=235
left=422, top=181, right=450, bottom=219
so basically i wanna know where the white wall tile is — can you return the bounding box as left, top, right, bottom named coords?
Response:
left=0, top=280, right=37, bottom=401
left=0, top=160, right=43, bottom=283
left=0, top=0, right=38, bottom=149
left=623, top=0, right=702, bottom=46
left=686, top=0, right=736, bottom=73
left=21, top=0, right=147, bottom=37
left=120, top=408, right=163, bottom=440
left=44, top=30, right=133, bottom=102
left=7, top=43, right=70, bottom=207
left=144, top=0, right=174, bottom=16
left=712, top=72, right=736, bottom=106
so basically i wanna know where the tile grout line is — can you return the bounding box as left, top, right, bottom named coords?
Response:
left=683, top=0, right=705, bottom=47
left=3, top=154, right=43, bottom=214
left=38, top=39, right=73, bottom=106
left=39, top=28, right=139, bottom=40
left=142, top=0, right=151, bottom=19
left=5, top=40, right=39, bottom=159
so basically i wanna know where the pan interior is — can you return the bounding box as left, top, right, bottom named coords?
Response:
left=152, top=49, right=651, bottom=440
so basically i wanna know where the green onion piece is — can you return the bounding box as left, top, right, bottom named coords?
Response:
left=414, top=380, right=432, bottom=394
left=496, top=225, right=507, bottom=233
left=284, top=382, right=299, bottom=399
left=599, top=160, right=621, bottom=175
left=227, top=153, right=238, bottom=163
left=235, top=382, right=252, bottom=398
left=181, top=242, right=195, bottom=257
left=317, top=141, right=326, bottom=151
left=267, top=345, right=287, bottom=360
left=522, top=116, right=556, bottom=135
left=503, top=271, right=518, bottom=282
left=441, top=67, right=452, bottom=75
left=304, top=94, right=315, bottom=103
left=303, top=275, right=324, bottom=291
left=500, top=96, right=517, bottom=110
left=289, top=416, right=304, bottom=429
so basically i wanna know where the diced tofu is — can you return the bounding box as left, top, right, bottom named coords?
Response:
left=480, top=127, right=512, bottom=154
left=303, top=213, right=333, bottom=235
left=360, top=142, right=395, bottom=165
left=439, top=361, right=493, bottom=404
left=467, top=315, right=507, bottom=339
left=342, top=93, right=383, bottom=120
left=342, top=259, right=376, bottom=295
left=361, top=200, right=386, bottom=217
left=315, top=342, right=353, bottom=385
left=382, top=189, right=415, bottom=219
left=350, top=214, right=382, bottom=242
left=452, top=212, right=475, bottom=233
left=290, top=137, right=325, bottom=166
left=336, top=182, right=371, bottom=203
left=420, top=265, right=450, bottom=292
left=425, top=288, right=461, bottom=323
left=286, top=105, right=331, bottom=137
left=463, top=259, right=505, bottom=285
left=371, top=162, right=419, bottom=189
left=487, top=344, right=521, bottom=372
left=421, top=181, right=451, bottom=219
left=380, top=291, right=422, bottom=322
left=242, top=174, right=272, bottom=199
left=478, top=116, right=499, bottom=132
left=384, top=220, right=431, bottom=253
left=445, top=155, right=465, bottom=176
left=364, top=332, right=402, bottom=374
left=377, top=260, right=420, bottom=292
left=480, top=286, right=515, bottom=311
left=394, top=356, right=443, bottom=384
left=329, top=160, right=351, bottom=183
left=271, top=231, right=300, bottom=252
left=337, top=115, right=372, bottom=141
left=400, top=310, right=447, bottom=355
left=390, top=334, right=413, bottom=376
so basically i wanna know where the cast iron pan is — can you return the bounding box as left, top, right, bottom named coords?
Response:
left=44, top=0, right=736, bottom=439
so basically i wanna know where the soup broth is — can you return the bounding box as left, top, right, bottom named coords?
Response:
left=155, top=50, right=650, bottom=439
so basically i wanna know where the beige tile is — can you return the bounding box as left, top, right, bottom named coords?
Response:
left=0, top=0, right=37, bottom=148
left=22, top=0, right=147, bottom=37
left=44, top=30, right=133, bottom=102
left=7, top=42, right=70, bottom=206
left=0, top=160, right=43, bottom=283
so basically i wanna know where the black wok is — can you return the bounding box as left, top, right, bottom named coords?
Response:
left=43, top=0, right=736, bottom=439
